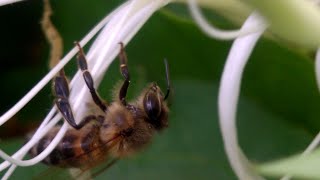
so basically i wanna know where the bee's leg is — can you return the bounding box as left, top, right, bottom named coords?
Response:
left=163, top=59, right=171, bottom=100
left=118, top=42, right=130, bottom=106
left=74, top=42, right=108, bottom=112
left=54, top=71, right=79, bottom=129
left=54, top=71, right=102, bottom=129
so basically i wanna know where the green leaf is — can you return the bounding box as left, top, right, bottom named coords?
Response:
left=1, top=0, right=320, bottom=179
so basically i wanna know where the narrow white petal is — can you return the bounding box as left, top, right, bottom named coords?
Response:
left=218, top=12, right=267, bottom=180
left=0, top=0, right=23, bottom=6
left=187, top=0, right=266, bottom=40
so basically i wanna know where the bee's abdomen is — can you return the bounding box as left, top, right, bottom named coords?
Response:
left=29, top=127, right=105, bottom=168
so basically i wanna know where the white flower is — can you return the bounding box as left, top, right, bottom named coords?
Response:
left=1, top=0, right=320, bottom=179
left=189, top=0, right=320, bottom=180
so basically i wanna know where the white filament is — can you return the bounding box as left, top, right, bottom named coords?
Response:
left=218, top=12, right=267, bottom=180
left=187, top=0, right=265, bottom=40
left=0, top=0, right=23, bottom=6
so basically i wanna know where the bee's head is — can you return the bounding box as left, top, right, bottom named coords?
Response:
left=143, top=60, right=170, bottom=131
left=143, top=83, right=168, bottom=130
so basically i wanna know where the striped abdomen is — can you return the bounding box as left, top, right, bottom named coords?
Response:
left=29, top=126, right=108, bottom=168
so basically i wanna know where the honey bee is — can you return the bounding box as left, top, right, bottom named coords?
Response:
left=28, top=42, right=171, bottom=174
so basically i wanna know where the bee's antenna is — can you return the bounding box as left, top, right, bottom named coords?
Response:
left=164, top=59, right=170, bottom=101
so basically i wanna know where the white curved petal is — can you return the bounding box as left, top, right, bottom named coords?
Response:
left=218, top=12, right=267, bottom=180
left=187, top=0, right=265, bottom=40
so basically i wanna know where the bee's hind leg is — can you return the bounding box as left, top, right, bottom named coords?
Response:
left=54, top=70, right=102, bottom=129
left=54, top=70, right=79, bottom=129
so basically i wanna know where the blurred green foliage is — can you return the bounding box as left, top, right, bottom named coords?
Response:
left=0, top=0, right=319, bottom=179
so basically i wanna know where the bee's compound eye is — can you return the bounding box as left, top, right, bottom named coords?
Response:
left=143, top=92, right=161, bottom=123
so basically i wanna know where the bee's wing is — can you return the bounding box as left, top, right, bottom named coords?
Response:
left=65, top=134, right=121, bottom=179
left=70, top=158, right=119, bottom=180
left=91, top=158, right=119, bottom=178
left=33, top=158, right=119, bottom=180
left=32, top=166, right=82, bottom=180
left=68, top=168, right=92, bottom=180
